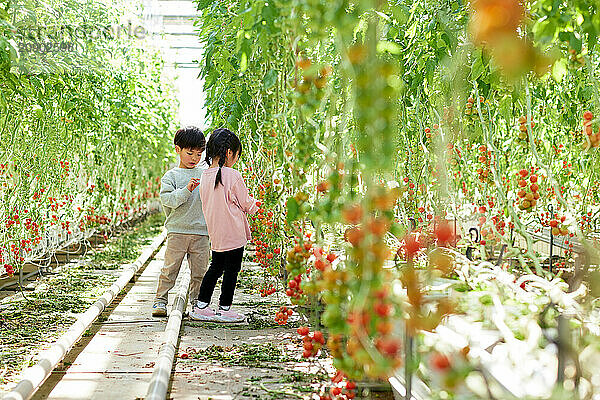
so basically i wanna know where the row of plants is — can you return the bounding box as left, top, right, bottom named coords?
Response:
left=0, top=0, right=177, bottom=276
left=0, top=213, right=165, bottom=389
left=195, top=0, right=600, bottom=398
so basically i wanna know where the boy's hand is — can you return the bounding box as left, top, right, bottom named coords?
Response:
left=187, top=178, right=201, bottom=192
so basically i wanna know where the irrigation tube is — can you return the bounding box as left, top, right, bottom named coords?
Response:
left=3, top=230, right=167, bottom=400
left=145, top=263, right=191, bottom=400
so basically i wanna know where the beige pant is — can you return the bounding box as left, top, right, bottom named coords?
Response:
left=155, top=233, right=210, bottom=303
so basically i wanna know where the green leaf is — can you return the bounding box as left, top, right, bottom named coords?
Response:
left=374, top=11, right=391, bottom=22
left=225, top=100, right=242, bottom=130
left=552, top=58, right=567, bottom=82
left=471, top=52, right=485, bottom=80
left=377, top=41, right=401, bottom=54
left=569, top=34, right=582, bottom=53
left=240, top=89, right=251, bottom=106
left=263, top=69, right=278, bottom=90
left=249, top=118, right=258, bottom=133
left=354, top=18, right=368, bottom=40
left=227, top=114, right=239, bottom=130
left=498, top=95, right=512, bottom=121
left=405, top=21, right=417, bottom=39
left=286, top=197, right=299, bottom=223
left=240, top=7, right=254, bottom=27
left=390, top=5, right=409, bottom=24
left=440, top=32, right=452, bottom=48
left=534, top=18, right=558, bottom=43
left=196, top=0, right=215, bottom=10
left=261, top=3, right=278, bottom=32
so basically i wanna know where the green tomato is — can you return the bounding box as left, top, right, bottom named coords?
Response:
left=32, top=105, right=43, bottom=118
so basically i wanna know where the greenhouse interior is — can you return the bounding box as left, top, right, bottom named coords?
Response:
left=1, top=0, right=599, bottom=399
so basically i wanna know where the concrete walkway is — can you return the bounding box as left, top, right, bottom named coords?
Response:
left=34, top=244, right=179, bottom=399
left=170, top=260, right=332, bottom=400
left=33, top=245, right=333, bottom=399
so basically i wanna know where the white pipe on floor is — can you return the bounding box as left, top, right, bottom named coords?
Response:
left=3, top=230, right=167, bottom=400
left=145, top=263, right=190, bottom=400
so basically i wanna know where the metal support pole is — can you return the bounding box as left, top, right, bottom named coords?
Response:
left=496, top=244, right=506, bottom=266
left=453, top=218, right=457, bottom=247
left=557, top=313, right=568, bottom=385
left=548, top=205, right=554, bottom=273
left=404, top=327, right=413, bottom=400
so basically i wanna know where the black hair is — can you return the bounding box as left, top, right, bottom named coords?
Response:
left=205, top=128, right=242, bottom=188
left=174, top=126, right=206, bottom=150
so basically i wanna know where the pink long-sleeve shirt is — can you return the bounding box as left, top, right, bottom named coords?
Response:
left=199, top=167, right=258, bottom=252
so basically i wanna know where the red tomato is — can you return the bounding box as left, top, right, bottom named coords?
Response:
left=431, top=353, right=451, bottom=371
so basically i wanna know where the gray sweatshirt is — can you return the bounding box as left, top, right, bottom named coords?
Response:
left=159, top=166, right=208, bottom=235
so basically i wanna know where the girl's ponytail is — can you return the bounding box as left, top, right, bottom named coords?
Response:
left=214, top=136, right=229, bottom=188
left=205, top=128, right=242, bottom=189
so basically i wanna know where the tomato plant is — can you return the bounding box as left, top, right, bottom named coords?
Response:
left=0, top=0, right=177, bottom=275
left=194, top=0, right=600, bottom=395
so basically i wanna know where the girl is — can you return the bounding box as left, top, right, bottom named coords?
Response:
left=190, top=128, right=258, bottom=323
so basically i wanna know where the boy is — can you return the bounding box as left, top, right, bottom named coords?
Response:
left=152, top=126, right=210, bottom=317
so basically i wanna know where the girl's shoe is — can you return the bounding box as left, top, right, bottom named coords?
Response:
left=189, top=304, right=218, bottom=321
left=215, top=308, right=246, bottom=323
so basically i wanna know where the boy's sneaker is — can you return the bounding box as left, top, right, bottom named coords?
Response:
left=215, top=308, right=246, bottom=323
left=152, top=301, right=167, bottom=317
left=189, top=304, right=218, bottom=322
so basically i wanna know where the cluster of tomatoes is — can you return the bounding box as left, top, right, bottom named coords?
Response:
left=259, top=283, right=276, bottom=297
left=275, top=306, right=293, bottom=325
left=318, top=371, right=358, bottom=400
left=246, top=180, right=284, bottom=299
left=23, top=218, right=41, bottom=238
left=580, top=211, right=598, bottom=230
left=517, top=115, right=535, bottom=141
left=285, top=236, right=312, bottom=305
left=286, top=273, right=304, bottom=300
left=464, top=96, right=486, bottom=117
left=58, top=160, right=71, bottom=176
left=252, top=237, right=280, bottom=274
left=314, top=247, right=337, bottom=272
left=294, top=57, right=332, bottom=94
left=475, top=145, right=492, bottom=182
left=3, top=263, right=14, bottom=276
left=82, top=206, right=111, bottom=228
left=516, top=168, right=540, bottom=211
left=345, top=289, right=401, bottom=363
left=489, top=212, right=511, bottom=237
left=583, top=111, right=600, bottom=150
left=424, top=124, right=439, bottom=140
left=320, top=383, right=357, bottom=400
left=447, top=142, right=462, bottom=168
left=548, top=216, right=569, bottom=236
left=464, top=96, right=476, bottom=116
left=297, top=326, right=325, bottom=358
left=402, top=176, right=416, bottom=197
left=370, top=290, right=401, bottom=360
left=476, top=201, right=512, bottom=245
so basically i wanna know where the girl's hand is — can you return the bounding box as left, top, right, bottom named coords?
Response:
left=187, top=178, right=201, bottom=191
